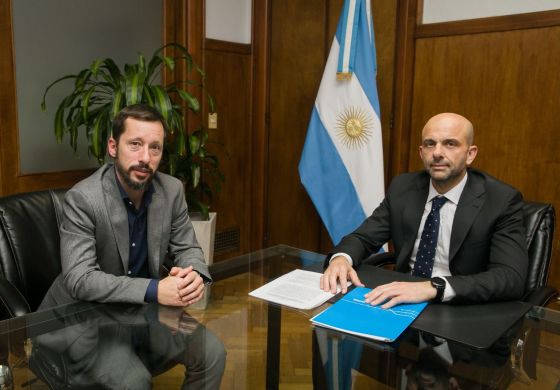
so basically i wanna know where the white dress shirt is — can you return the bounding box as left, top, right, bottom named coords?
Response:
left=408, top=173, right=468, bottom=301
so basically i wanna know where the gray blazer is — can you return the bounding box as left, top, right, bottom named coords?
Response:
left=329, top=168, right=529, bottom=304
left=40, top=164, right=209, bottom=309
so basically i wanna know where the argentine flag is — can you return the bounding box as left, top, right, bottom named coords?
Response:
left=299, top=0, right=384, bottom=245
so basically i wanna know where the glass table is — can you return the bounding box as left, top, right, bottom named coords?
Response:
left=0, top=245, right=559, bottom=389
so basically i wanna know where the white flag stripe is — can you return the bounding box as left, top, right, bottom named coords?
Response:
left=315, top=39, right=383, bottom=215
left=342, top=0, right=357, bottom=73
left=365, top=0, right=373, bottom=43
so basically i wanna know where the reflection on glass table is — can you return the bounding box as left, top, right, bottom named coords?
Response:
left=0, top=245, right=558, bottom=389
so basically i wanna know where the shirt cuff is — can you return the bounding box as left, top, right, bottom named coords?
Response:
left=440, top=276, right=456, bottom=302
left=330, top=252, right=353, bottom=266
left=195, top=270, right=212, bottom=285
left=144, top=279, right=159, bottom=303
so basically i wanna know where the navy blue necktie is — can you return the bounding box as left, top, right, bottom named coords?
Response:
left=412, top=196, right=448, bottom=278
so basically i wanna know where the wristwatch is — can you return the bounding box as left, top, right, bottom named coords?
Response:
left=430, top=277, right=446, bottom=302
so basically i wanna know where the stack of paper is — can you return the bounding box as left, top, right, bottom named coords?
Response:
left=249, top=269, right=344, bottom=310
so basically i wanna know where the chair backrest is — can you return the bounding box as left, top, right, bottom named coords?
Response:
left=0, top=189, right=67, bottom=312
left=522, top=201, right=555, bottom=293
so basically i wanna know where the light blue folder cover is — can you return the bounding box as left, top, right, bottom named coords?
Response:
left=310, top=287, right=428, bottom=342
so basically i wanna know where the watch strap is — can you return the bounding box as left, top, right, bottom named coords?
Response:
left=430, top=277, right=446, bottom=302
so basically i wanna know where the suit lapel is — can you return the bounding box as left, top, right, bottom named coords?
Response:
left=449, top=173, right=485, bottom=261
left=102, top=167, right=130, bottom=271
left=398, top=175, right=430, bottom=268
left=147, top=178, right=164, bottom=277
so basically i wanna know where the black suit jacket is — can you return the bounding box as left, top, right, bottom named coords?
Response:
left=329, top=168, right=529, bottom=303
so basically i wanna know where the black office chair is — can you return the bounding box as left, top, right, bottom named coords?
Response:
left=0, top=190, right=67, bottom=386
left=0, top=189, right=118, bottom=389
left=0, top=189, right=67, bottom=320
left=363, top=200, right=557, bottom=306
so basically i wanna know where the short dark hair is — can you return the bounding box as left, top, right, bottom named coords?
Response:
left=112, top=104, right=168, bottom=141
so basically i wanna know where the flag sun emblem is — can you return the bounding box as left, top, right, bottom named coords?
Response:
left=336, top=106, right=373, bottom=149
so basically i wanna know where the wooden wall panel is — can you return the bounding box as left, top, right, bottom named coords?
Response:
left=0, top=0, right=18, bottom=195
left=266, top=0, right=326, bottom=250
left=204, top=48, right=253, bottom=259
left=373, top=0, right=397, bottom=182
left=389, top=0, right=419, bottom=178
left=407, top=25, right=560, bottom=291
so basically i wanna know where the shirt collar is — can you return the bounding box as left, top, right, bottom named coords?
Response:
left=427, top=171, right=468, bottom=205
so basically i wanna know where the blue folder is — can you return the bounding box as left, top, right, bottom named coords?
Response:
left=311, top=287, right=428, bottom=342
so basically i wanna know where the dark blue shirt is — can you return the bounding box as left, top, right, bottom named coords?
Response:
left=115, top=172, right=158, bottom=303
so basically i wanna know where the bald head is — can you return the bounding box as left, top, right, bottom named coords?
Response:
left=423, top=113, right=474, bottom=146
left=419, top=112, right=478, bottom=193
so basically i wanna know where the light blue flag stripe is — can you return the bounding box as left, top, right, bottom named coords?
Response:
left=337, top=0, right=351, bottom=73
left=337, top=0, right=360, bottom=75
left=299, top=108, right=367, bottom=244
left=336, top=0, right=380, bottom=116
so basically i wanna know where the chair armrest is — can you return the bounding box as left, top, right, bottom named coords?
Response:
left=0, top=278, right=32, bottom=319
left=361, top=252, right=396, bottom=267
left=523, top=286, right=558, bottom=307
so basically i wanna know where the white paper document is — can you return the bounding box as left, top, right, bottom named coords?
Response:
left=249, top=269, right=345, bottom=310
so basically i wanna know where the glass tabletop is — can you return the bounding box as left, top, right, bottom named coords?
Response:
left=0, top=245, right=559, bottom=389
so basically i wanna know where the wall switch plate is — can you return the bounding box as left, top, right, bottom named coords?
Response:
left=208, top=112, right=218, bottom=129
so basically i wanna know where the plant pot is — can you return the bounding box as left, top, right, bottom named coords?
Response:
left=189, top=212, right=216, bottom=309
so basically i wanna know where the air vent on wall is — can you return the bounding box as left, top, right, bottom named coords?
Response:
left=214, top=226, right=240, bottom=254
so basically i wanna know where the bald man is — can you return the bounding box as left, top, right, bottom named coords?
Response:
left=321, top=113, right=528, bottom=307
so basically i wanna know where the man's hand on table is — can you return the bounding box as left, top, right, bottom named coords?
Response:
left=364, top=281, right=437, bottom=309
left=320, top=256, right=364, bottom=294
left=321, top=257, right=437, bottom=309
left=158, top=266, right=205, bottom=306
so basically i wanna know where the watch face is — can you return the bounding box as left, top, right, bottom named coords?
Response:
left=431, top=277, right=445, bottom=288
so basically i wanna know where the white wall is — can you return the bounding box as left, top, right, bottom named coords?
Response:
left=423, top=0, right=560, bottom=24
left=205, top=0, right=252, bottom=44
left=13, top=0, right=162, bottom=173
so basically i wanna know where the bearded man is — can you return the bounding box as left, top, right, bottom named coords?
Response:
left=38, top=104, right=225, bottom=389
left=41, top=104, right=210, bottom=308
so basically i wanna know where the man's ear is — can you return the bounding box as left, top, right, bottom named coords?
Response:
left=107, top=137, right=117, bottom=158
left=466, top=145, right=478, bottom=165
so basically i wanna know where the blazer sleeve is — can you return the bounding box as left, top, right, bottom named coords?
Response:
left=167, top=182, right=211, bottom=282
left=446, top=190, right=529, bottom=303
left=326, top=196, right=393, bottom=268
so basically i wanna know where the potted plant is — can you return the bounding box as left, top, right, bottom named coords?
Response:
left=41, top=43, right=222, bottom=270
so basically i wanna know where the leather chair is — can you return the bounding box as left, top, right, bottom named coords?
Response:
left=0, top=189, right=84, bottom=389
left=0, top=189, right=67, bottom=320
left=521, top=201, right=556, bottom=305
left=0, top=189, right=132, bottom=389
left=363, top=200, right=557, bottom=306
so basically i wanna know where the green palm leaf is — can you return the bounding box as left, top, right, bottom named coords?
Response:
left=177, top=89, right=200, bottom=112
left=41, top=74, right=76, bottom=110
left=111, top=88, right=123, bottom=118
left=151, top=85, right=172, bottom=121
left=89, top=109, right=108, bottom=161
left=125, top=70, right=146, bottom=105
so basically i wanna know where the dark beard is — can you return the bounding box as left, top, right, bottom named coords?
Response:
left=115, top=159, right=154, bottom=191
